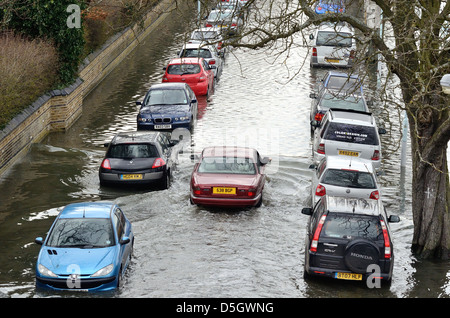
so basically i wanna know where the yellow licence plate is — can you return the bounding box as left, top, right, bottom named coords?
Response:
left=325, top=58, right=340, bottom=63
left=213, top=187, right=236, bottom=195
left=335, top=272, right=362, bottom=281
left=121, top=174, right=143, bottom=180
left=338, top=150, right=359, bottom=157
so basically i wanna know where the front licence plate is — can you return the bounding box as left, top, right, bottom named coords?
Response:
left=154, top=124, right=172, bottom=129
left=338, top=150, right=359, bottom=157
left=121, top=174, right=143, bottom=180
left=213, top=187, right=236, bottom=195
left=325, top=58, right=340, bottom=63
left=335, top=272, right=362, bottom=281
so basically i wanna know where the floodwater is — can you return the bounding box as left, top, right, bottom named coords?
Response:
left=0, top=4, right=449, bottom=299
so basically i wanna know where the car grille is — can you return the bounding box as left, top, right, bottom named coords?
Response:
left=154, top=118, right=172, bottom=123
left=37, top=276, right=116, bottom=290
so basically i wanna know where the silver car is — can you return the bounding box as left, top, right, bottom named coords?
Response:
left=189, top=27, right=226, bottom=55
left=311, top=109, right=386, bottom=170
left=178, top=42, right=224, bottom=79
left=310, top=156, right=381, bottom=205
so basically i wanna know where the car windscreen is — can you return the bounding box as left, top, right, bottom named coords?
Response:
left=208, top=11, right=233, bottom=22
left=144, top=89, right=188, bottom=106
left=324, top=122, right=379, bottom=145
left=198, top=156, right=256, bottom=175
left=322, top=213, right=382, bottom=240
left=180, top=49, right=212, bottom=59
left=108, top=143, right=158, bottom=159
left=316, top=31, right=352, bottom=47
left=321, top=168, right=376, bottom=188
left=167, top=64, right=201, bottom=75
left=326, top=77, right=361, bottom=92
left=320, top=94, right=367, bottom=112
left=191, top=31, right=219, bottom=41
left=46, top=218, right=115, bottom=248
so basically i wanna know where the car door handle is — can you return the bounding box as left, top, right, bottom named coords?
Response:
left=323, top=243, right=338, bottom=247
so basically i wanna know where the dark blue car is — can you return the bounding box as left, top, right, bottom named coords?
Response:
left=137, top=82, right=198, bottom=131
left=314, top=0, right=345, bottom=14
left=35, top=202, right=134, bottom=292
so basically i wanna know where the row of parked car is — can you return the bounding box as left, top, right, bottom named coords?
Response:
left=34, top=0, right=255, bottom=292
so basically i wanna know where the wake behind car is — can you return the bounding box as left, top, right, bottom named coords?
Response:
left=99, top=131, right=174, bottom=189
left=311, top=109, right=386, bottom=170
left=190, top=146, right=270, bottom=208
left=301, top=196, right=400, bottom=283
left=162, top=57, right=215, bottom=97
left=136, top=83, right=198, bottom=131
left=35, top=201, right=134, bottom=292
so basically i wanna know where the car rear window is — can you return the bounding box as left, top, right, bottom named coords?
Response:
left=324, top=122, right=379, bottom=145
left=167, top=64, right=201, bottom=75
left=316, top=31, right=352, bottom=47
left=181, top=48, right=213, bottom=59
left=108, top=143, right=158, bottom=159
left=322, top=213, right=382, bottom=240
left=198, top=156, right=256, bottom=175
left=320, top=94, right=367, bottom=112
left=191, top=31, right=219, bottom=41
left=321, top=169, right=376, bottom=188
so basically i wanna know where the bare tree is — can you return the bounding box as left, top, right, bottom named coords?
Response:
left=219, top=0, right=449, bottom=259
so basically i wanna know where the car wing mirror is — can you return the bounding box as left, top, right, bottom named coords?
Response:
left=103, top=142, right=110, bottom=147
left=388, top=215, right=400, bottom=223
left=309, top=34, right=314, bottom=40
left=309, top=93, right=317, bottom=99
left=301, top=208, right=313, bottom=215
left=378, top=128, right=387, bottom=135
left=192, top=99, right=197, bottom=103
left=310, top=120, right=321, bottom=128
left=120, top=236, right=130, bottom=245
left=260, top=157, right=271, bottom=165
left=35, top=237, right=44, bottom=245
left=309, top=164, right=316, bottom=170
left=136, top=101, right=142, bottom=106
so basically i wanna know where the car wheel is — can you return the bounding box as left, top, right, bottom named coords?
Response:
left=255, top=193, right=263, bottom=207
left=160, top=170, right=170, bottom=189
left=344, top=239, right=380, bottom=274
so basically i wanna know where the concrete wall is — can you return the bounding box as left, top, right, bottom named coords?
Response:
left=0, top=0, right=176, bottom=177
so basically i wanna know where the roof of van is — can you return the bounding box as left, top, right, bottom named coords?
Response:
left=317, top=22, right=354, bottom=33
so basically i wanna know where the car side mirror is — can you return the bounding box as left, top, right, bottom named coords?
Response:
left=120, top=236, right=130, bottom=245
left=260, top=157, right=271, bottom=165
left=103, top=142, right=110, bottom=147
left=388, top=215, right=400, bottom=223
left=309, top=93, right=317, bottom=99
left=35, top=237, right=44, bottom=245
left=163, top=66, right=167, bottom=71
left=378, top=128, right=387, bottom=135
left=209, top=65, right=216, bottom=69
left=136, top=101, right=142, bottom=106
left=309, top=164, right=316, bottom=170
left=192, top=99, right=197, bottom=103
left=309, top=34, right=314, bottom=40
left=367, top=99, right=374, bottom=106
left=301, top=208, right=313, bottom=215
left=310, top=120, right=321, bottom=128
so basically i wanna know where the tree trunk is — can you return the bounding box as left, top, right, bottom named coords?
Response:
left=409, top=114, right=450, bottom=259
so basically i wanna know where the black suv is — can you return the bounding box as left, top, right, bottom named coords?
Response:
left=301, top=196, right=400, bottom=283
left=99, top=131, right=175, bottom=188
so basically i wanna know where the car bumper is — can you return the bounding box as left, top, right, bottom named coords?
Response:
left=137, top=121, right=191, bottom=131
left=310, top=57, right=353, bottom=68
left=305, top=265, right=392, bottom=282
left=190, top=193, right=262, bottom=207
left=36, top=275, right=118, bottom=292
left=99, top=171, right=164, bottom=185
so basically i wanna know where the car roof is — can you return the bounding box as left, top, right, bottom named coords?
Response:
left=201, top=146, right=258, bottom=160
left=168, top=57, right=204, bottom=64
left=112, top=131, right=160, bottom=144
left=324, top=196, right=381, bottom=216
left=317, top=22, right=353, bottom=33
left=327, top=109, right=375, bottom=125
left=323, top=156, right=375, bottom=173
left=182, top=42, right=214, bottom=50
left=149, top=82, right=187, bottom=90
left=59, top=202, right=115, bottom=219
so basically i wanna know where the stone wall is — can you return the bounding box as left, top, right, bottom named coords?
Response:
left=0, top=0, right=176, bottom=176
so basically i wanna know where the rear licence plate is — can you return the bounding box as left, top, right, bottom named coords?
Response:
left=154, top=124, right=172, bottom=129
left=213, top=187, right=236, bottom=194
left=325, top=58, right=341, bottom=63
left=335, top=272, right=362, bottom=280
left=338, top=150, right=359, bottom=157
left=121, top=174, right=143, bottom=180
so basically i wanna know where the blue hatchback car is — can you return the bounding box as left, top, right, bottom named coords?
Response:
left=136, top=82, right=198, bottom=131
left=314, top=0, right=345, bottom=14
left=35, top=202, right=134, bottom=292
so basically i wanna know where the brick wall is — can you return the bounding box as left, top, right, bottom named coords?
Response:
left=0, top=0, right=175, bottom=176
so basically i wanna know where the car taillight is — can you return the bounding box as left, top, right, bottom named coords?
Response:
left=231, top=23, right=237, bottom=27
left=310, top=215, right=327, bottom=252
left=193, top=186, right=201, bottom=196
left=205, top=23, right=213, bottom=27
left=380, top=219, right=391, bottom=259
left=217, top=42, right=222, bottom=50
left=349, top=49, right=356, bottom=59
left=312, top=47, right=317, bottom=57
left=101, top=159, right=111, bottom=170
left=317, top=143, right=325, bottom=155
left=208, top=59, right=216, bottom=65
left=370, top=190, right=379, bottom=200
left=371, top=150, right=380, bottom=161
left=314, top=112, right=324, bottom=122
left=247, top=188, right=256, bottom=197
left=152, top=158, right=166, bottom=168
left=315, top=184, right=326, bottom=197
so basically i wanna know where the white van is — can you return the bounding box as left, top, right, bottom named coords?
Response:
left=309, top=23, right=356, bottom=68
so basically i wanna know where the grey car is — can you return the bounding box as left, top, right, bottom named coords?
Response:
left=311, top=109, right=386, bottom=170
left=178, top=42, right=224, bottom=79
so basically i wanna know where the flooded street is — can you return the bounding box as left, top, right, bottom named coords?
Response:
left=0, top=6, right=449, bottom=298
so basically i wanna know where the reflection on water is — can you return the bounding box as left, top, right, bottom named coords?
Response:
left=0, top=6, right=448, bottom=298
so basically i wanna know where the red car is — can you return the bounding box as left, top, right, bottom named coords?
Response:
left=162, top=57, right=215, bottom=97
left=190, top=146, right=271, bottom=207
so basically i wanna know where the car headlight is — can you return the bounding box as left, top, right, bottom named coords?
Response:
left=138, top=117, right=151, bottom=123
left=175, top=116, right=189, bottom=121
left=38, top=264, right=58, bottom=277
left=91, top=264, right=114, bottom=277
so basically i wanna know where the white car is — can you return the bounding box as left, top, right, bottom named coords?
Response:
left=178, top=42, right=224, bottom=79
left=310, top=156, right=381, bottom=205
left=189, top=27, right=226, bottom=54
left=311, top=109, right=386, bottom=170
left=309, top=22, right=356, bottom=68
